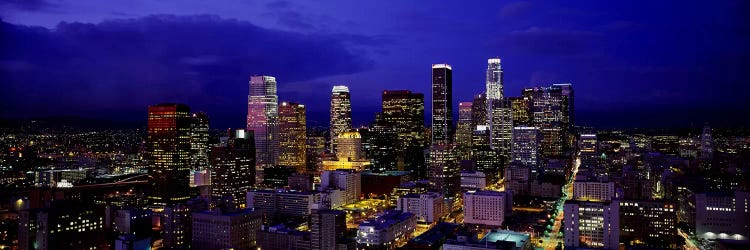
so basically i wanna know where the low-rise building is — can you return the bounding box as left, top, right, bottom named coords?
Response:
left=356, top=210, right=417, bottom=248
left=191, top=208, right=263, bottom=250
left=463, top=190, right=512, bottom=227
left=396, top=192, right=444, bottom=223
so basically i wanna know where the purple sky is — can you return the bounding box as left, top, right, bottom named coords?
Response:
left=1, top=0, right=749, bottom=128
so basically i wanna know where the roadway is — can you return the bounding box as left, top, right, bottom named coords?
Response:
left=539, top=157, right=580, bottom=250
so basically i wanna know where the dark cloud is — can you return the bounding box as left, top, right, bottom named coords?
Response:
left=265, top=0, right=291, bottom=10
left=501, top=27, right=601, bottom=55
left=0, top=0, right=54, bottom=11
left=0, top=15, right=373, bottom=127
left=499, top=1, right=532, bottom=18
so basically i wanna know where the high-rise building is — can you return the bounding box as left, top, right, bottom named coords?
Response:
left=694, top=191, right=750, bottom=240
left=278, top=102, right=307, bottom=172
left=554, top=83, right=575, bottom=150
left=463, top=190, right=512, bottom=227
left=564, top=200, right=620, bottom=250
left=147, top=103, right=192, bottom=206
left=456, top=102, right=473, bottom=159
left=508, top=96, right=531, bottom=126
left=210, top=129, right=255, bottom=206
left=489, top=99, right=513, bottom=156
left=486, top=58, right=503, bottom=100
left=330, top=85, right=352, bottom=152
left=190, top=112, right=210, bottom=170
left=472, top=93, right=488, bottom=129
left=619, top=200, right=678, bottom=249
left=700, top=124, right=714, bottom=160
left=305, top=129, right=326, bottom=173
left=191, top=208, right=263, bottom=250
left=335, top=131, right=363, bottom=161
left=579, top=134, right=599, bottom=171
left=523, top=86, right=565, bottom=157
left=429, top=144, right=460, bottom=197
left=163, top=198, right=209, bottom=249
left=367, top=113, right=399, bottom=172
left=511, top=126, right=541, bottom=169
left=381, top=90, right=426, bottom=176
left=311, top=209, right=347, bottom=250
left=431, top=64, right=453, bottom=145
left=320, top=170, right=361, bottom=206
left=247, top=75, right=279, bottom=178
left=34, top=201, right=107, bottom=250
left=396, top=192, right=445, bottom=223
left=573, top=180, right=615, bottom=202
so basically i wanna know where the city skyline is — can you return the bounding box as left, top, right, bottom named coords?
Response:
left=2, top=1, right=749, bottom=129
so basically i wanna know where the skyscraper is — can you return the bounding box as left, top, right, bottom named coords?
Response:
left=511, top=126, right=541, bottom=169
left=147, top=103, right=192, bottom=206
left=278, top=102, right=307, bottom=172
left=579, top=134, right=599, bottom=171
left=330, top=85, right=352, bottom=152
left=190, top=112, right=210, bottom=170
left=471, top=93, right=488, bottom=129
left=554, top=83, right=575, bottom=150
left=700, top=124, right=713, bottom=160
left=429, top=144, right=460, bottom=197
left=486, top=58, right=503, bottom=100
left=456, top=102, right=473, bottom=159
left=486, top=58, right=513, bottom=156
left=247, top=75, right=279, bottom=172
left=431, top=64, right=453, bottom=145
left=523, top=86, right=565, bottom=157
left=210, top=129, right=255, bottom=206
left=311, top=210, right=347, bottom=250
left=380, top=90, right=426, bottom=175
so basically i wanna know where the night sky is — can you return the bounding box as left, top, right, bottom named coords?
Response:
left=2, top=0, right=749, bottom=129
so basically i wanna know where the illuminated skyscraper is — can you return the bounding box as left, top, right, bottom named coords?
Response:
left=700, top=124, right=713, bottom=160
left=456, top=102, right=473, bottom=159
left=508, top=96, right=531, bottom=126
left=579, top=134, right=599, bottom=171
left=523, top=86, right=565, bottom=157
left=489, top=99, right=513, bottom=156
left=486, top=58, right=503, bottom=100
left=554, top=83, right=575, bottom=150
left=210, top=129, right=255, bottom=206
left=147, top=103, right=192, bottom=206
left=190, top=112, right=210, bottom=170
left=511, top=126, right=541, bottom=169
left=278, top=102, right=307, bottom=172
left=247, top=75, right=279, bottom=172
left=330, top=85, right=352, bottom=152
left=431, top=64, right=453, bottom=145
left=380, top=90, right=426, bottom=175
left=471, top=93, right=488, bottom=129
left=429, top=144, right=459, bottom=197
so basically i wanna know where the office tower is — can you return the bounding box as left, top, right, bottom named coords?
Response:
left=147, top=103, right=192, bottom=206
left=511, top=126, right=541, bottom=168
left=320, top=170, right=361, bottom=205
left=381, top=90, right=426, bottom=176
left=564, top=200, right=620, bottom=250
left=573, top=180, right=615, bottom=201
left=489, top=99, right=513, bottom=156
left=554, top=83, right=575, bottom=150
left=431, top=64, right=453, bottom=145
left=429, top=144, right=460, bottom=197
left=305, top=129, right=326, bottom=173
left=486, top=58, right=503, bottom=100
left=694, top=191, right=750, bottom=240
left=396, top=192, right=445, bottom=223
left=508, top=96, right=531, bottom=126
left=700, top=124, right=713, bottom=160
left=161, top=198, right=209, bottom=249
left=472, top=93, right=488, bottom=129
left=247, top=75, right=279, bottom=181
left=190, top=112, right=210, bottom=170
left=472, top=147, right=502, bottom=183
left=246, top=190, right=320, bottom=218
left=278, top=102, right=307, bottom=172
left=619, top=200, right=678, bottom=248
left=523, top=86, right=565, bottom=157
left=463, top=190, right=512, bottom=227
left=112, top=208, right=152, bottom=238
left=356, top=210, right=417, bottom=247
left=311, top=210, right=347, bottom=250
left=330, top=85, right=352, bottom=152
left=456, top=102, right=473, bottom=159
left=367, top=113, right=399, bottom=172
left=191, top=208, right=263, bottom=250
left=323, top=131, right=371, bottom=171
left=579, top=134, right=599, bottom=171
left=34, top=201, right=107, bottom=250
left=210, top=129, right=255, bottom=206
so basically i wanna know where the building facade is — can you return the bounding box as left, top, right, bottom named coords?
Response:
left=247, top=75, right=279, bottom=179
left=431, top=64, right=453, bottom=145
left=278, top=101, right=307, bottom=172
left=147, top=103, right=192, bottom=206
